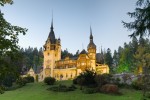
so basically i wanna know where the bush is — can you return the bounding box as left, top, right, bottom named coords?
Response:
left=48, top=84, right=76, bottom=92
left=68, top=84, right=77, bottom=91
left=112, top=78, right=126, bottom=87
left=75, top=70, right=96, bottom=87
left=23, top=76, right=34, bottom=83
left=82, top=88, right=97, bottom=94
left=73, top=78, right=78, bottom=84
left=2, top=74, right=16, bottom=87
left=131, top=78, right=143, bottom=90
left=100, top=84, right=119, bottom=94
left=16, top=77, right=27, bottom=86
left=44, top=77, right=56, bottom=85
left=95, top=74, right=113, bottom=87
left=0, top=86, right=5, bottom=94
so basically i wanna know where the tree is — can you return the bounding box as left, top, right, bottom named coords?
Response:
left=123, top=0, right=150, bottom=97
left=118, top=43, right=134, bottom=73
left=122, top=0, right=150, bottom=38
left=104, top=48, right=113, bottom=73
left=113, top=50, right=119, bottom=67
left=0, top=0, right=27, bottom=86
left=134, top=43, right=150, bottom=97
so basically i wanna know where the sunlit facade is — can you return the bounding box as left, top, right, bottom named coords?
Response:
left=42, top=19, right=109, bottom=80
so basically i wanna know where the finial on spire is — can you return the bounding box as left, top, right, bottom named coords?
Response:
left=51, top=10, right=53, bottom=30
left=90, top=26, right=93, bottom=40
left=90, top=25, right=92, bottom=35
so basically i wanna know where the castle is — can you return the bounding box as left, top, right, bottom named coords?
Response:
left=37, top=18, right=109, bottom=81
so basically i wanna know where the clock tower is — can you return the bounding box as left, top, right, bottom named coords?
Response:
left=87, top=27, right=96, bottom=70
left=43, top=18, right=61, bottom=78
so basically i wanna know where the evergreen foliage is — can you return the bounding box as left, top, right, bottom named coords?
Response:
left=19, top=47, right=43, bottom=74
left=23, top=76, right=34, bottom=83
left=74, top=70, right=96, bottom=87
left=44, top=77, right=56, bottom=85
left=123, top=0, right=150, bottom=38
left=104, top=48, right=113, bottom=73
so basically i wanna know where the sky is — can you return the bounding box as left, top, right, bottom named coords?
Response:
left=1, top=0, right=137, bottom=54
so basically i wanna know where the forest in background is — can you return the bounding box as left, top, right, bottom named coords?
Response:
left=19, top=37, right=150, bottom=75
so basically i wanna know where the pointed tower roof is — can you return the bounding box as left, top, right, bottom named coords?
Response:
left=48, top=16, right=56, bottom=44
left=101, top=46, right=103, bottom=54
left=87, top=26, right=96, bottom=49
left=90, top=26, right=93, bottom=40
left=80, top=49, right=87, bottom=54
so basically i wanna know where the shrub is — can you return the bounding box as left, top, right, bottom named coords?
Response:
left=82, top=88, right=97, bottom=94
left=75, top=70, right=96, bottom=87
left=68, top=84, right=77, bottom=91
left=16, top=77, right=27, bottom=86
left=131, top=78, right=143, bottom=90
left=144, top=92, right=150, bottom=99
left=44, top=77, right=56, bottom=85
left=73, top=78, right=78, bottom=84
left=48, top=84, right=76, bottom=92
left=0, top=86, right=5, bottom=94
left=112, top=78, right=126, bottom=87
left=100, top=84, right=119, bottom=94
left=2, top=74, right=16, bottom=87
left=95, top=74, right=113, bottom=87
left=23, top=76, right=34, bottom=83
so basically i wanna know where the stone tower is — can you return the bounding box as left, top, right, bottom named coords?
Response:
left=43, top=18, right=61, bottom=78
left=87, top=27, right=96, bottom=70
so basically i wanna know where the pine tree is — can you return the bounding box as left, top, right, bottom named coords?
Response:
left=104, top=48, right=113, bottom=73
left=123, top=0, right=150, bottom=38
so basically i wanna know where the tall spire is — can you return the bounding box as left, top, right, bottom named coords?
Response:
left=90, top=26, right=92, bottom=35
left=48, top=11, right=55, bottom=44
left=90, top=26, right=93, bottom=40
left=87, top=26, right=96, bottom=49
left=51, top=11, right=54, bottom=30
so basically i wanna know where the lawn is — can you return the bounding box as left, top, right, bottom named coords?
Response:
left=0, top=81, right=143, bottom=100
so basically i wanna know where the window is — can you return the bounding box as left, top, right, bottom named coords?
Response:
left=81, top=62, right=85, bottom=66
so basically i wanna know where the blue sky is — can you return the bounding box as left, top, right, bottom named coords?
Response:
left=1, top=0, right=137, bottom=54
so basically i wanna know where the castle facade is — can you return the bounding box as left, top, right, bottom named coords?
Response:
left=42, top=19, right=109, bottom=80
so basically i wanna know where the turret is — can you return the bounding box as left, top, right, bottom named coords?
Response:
left=87, top=27, right=96, bottom=70
left=87, top=27, right=96, bottom=59
left=43, top=16, right=61, bottom=79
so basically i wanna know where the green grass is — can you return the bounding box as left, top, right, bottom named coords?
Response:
left=0, top=81, right=143, bottom=100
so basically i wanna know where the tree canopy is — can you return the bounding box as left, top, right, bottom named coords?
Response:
left=123, top=0, right=150, bottom=38
left=0, top=0, right=27, bottom=86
